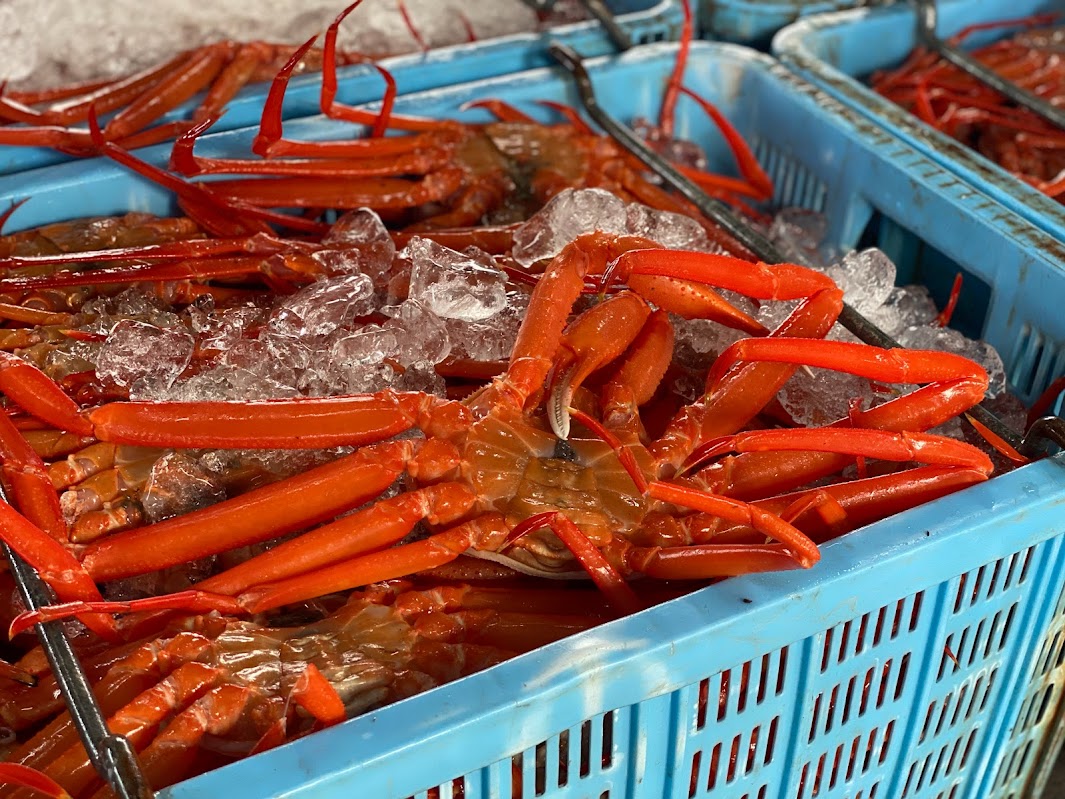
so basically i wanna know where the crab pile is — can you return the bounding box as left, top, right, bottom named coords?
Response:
left=0, top=4, right=1036, bottom=795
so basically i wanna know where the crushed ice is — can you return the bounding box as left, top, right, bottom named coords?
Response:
left=2, top=0, right=586, bottom=90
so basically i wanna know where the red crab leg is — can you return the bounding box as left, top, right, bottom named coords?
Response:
left=702, top=465, right=989, bottom=546
left=292, top=663, right=347, bottom=726
left=706, top=338, right=988, bottom=392
left=0, top=764, right=72, bottom=799
left=79, top=440, right=416, bottom=583
left=464, top=99, right=537, bottom=124
left=85, top=109, right=327, bottom=237
left=205, top=169, right=467, bottom=209
left=172, top=118, right=453, bottom=177
left=652, top=287, right=843, bottom=468
left=102, top=42, right=232, bottom=141
left=0, top=413, right=66, bottom=541
left=569, top=407, right=819, bottom=570
left=131, top=684, right=257, bottom=789
left=676, top=86, right=774, bottom=200
left=35, top=514, right=515, bottom=623
left=695, top=375, right=992, bottom=501
left=537, top=100, right=595, bottom=134
left=18, top=52, right=196, bottom=126
left=0, top=351, right=91, bottom=435
left=235, top=514, right=511, bottom=614
left=0, top=234, right=289, bottom=270
left=658, top=0, right=693, bottom=140
left=195, top=482, right=478, bottom=597
left=601, top=309, right=675, bottom=427
left=84, top=390, right=461, bottom=449
left=617, top=541, right=802, bottom=580
left=604, top=250, right=837, bottom=299
left=689, top=428, right=994, bottom=476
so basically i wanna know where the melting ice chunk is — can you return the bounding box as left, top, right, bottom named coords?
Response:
left=625, top=204, right=713, bottom=252
left=96, top=320, right=194, bottom=394
left=270, top=273, right=375, bottom=338
left=405, top=238, right=507, bottom=321
left=382, top=300, right=451, bottom=366
left=320, top=209, right=396, bottom=279
left=141, top=451, right=226, bottom=523
left=512, top=188, right=628, bottom=267
left=824, top=248, right=897, bottom=316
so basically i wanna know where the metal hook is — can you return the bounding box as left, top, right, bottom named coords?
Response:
left=547, top=41, right=1030, bottom=454
left=1, top=493, right=154, bottom=799
left=523, top=0, right=633, bottom=51
left=1021, top=416, right=1065, bottom=457
left=913, top=0, right=1065, bottom=130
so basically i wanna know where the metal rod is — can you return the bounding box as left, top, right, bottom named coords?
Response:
left=913, top=0, right=1065, bottom=131
left=577, top=0, right=633, bottom=51
left=520, top=0, right=632, bottom=51
left=547, top=41, right=1058, bottom=458
left=2, top=497, right=154, bottom=799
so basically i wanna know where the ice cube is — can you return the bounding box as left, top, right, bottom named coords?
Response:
left=673, top=316, right=748, bottom=369
left=444, top=288, right=530, bottom=363
left=321, top=209, right=396, bottom=279
left=381, top=300, right=451, bottom=365
left=141, top=451, right=226, bottom=523
left=769, top=207, right=829, bottom=266
left=326, top=326, right=401, bottom=394
left=625, top=204, right=713, bottom=251
left=898, top=324, right=1007, bottom=398
left=404, top=237, right=508, bottom=322
left=865, top=285, right=939, bottom=338
left=392, top=360, right=446, bottom=397
left=96, top=320, right=194, bottom=394
left=270, top=274, right=376, bottom=338
left=778, top=369, right=876, bottom=428
left=824, top=248, right=897, bottom=316
left=512, top=188, right=628, bottom=267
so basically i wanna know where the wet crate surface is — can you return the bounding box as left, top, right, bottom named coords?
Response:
left=774, top=0, right=1065, bottom=278
left=702, top=0, right=871, bottom=48
left=0, top=0, right=684, bottom=175
left=3, top=42, right=1065, bottom=799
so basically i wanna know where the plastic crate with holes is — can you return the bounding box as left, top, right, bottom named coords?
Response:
left=773, top=0, right=1065, bottom=310
left=0, top=0, right=687, bottom=176
left=700, top=0, right=872, bottom=48
left=4, top=41, right=1065, bottom=799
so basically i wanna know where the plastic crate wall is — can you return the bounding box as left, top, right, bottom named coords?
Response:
left=2, top=43, right=1063, bottom=799
left=701, top=0, right=869, bottom=48
left=0, top=0, right=687, bottom=175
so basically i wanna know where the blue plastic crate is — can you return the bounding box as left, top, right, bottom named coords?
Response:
left=3, top=41, right=1065, bottom=799
left=0, top=0, right=685, bottom=176
left=701, top=0, right=872, bottom=48
left=774, top=1, right=1065, bottom=258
